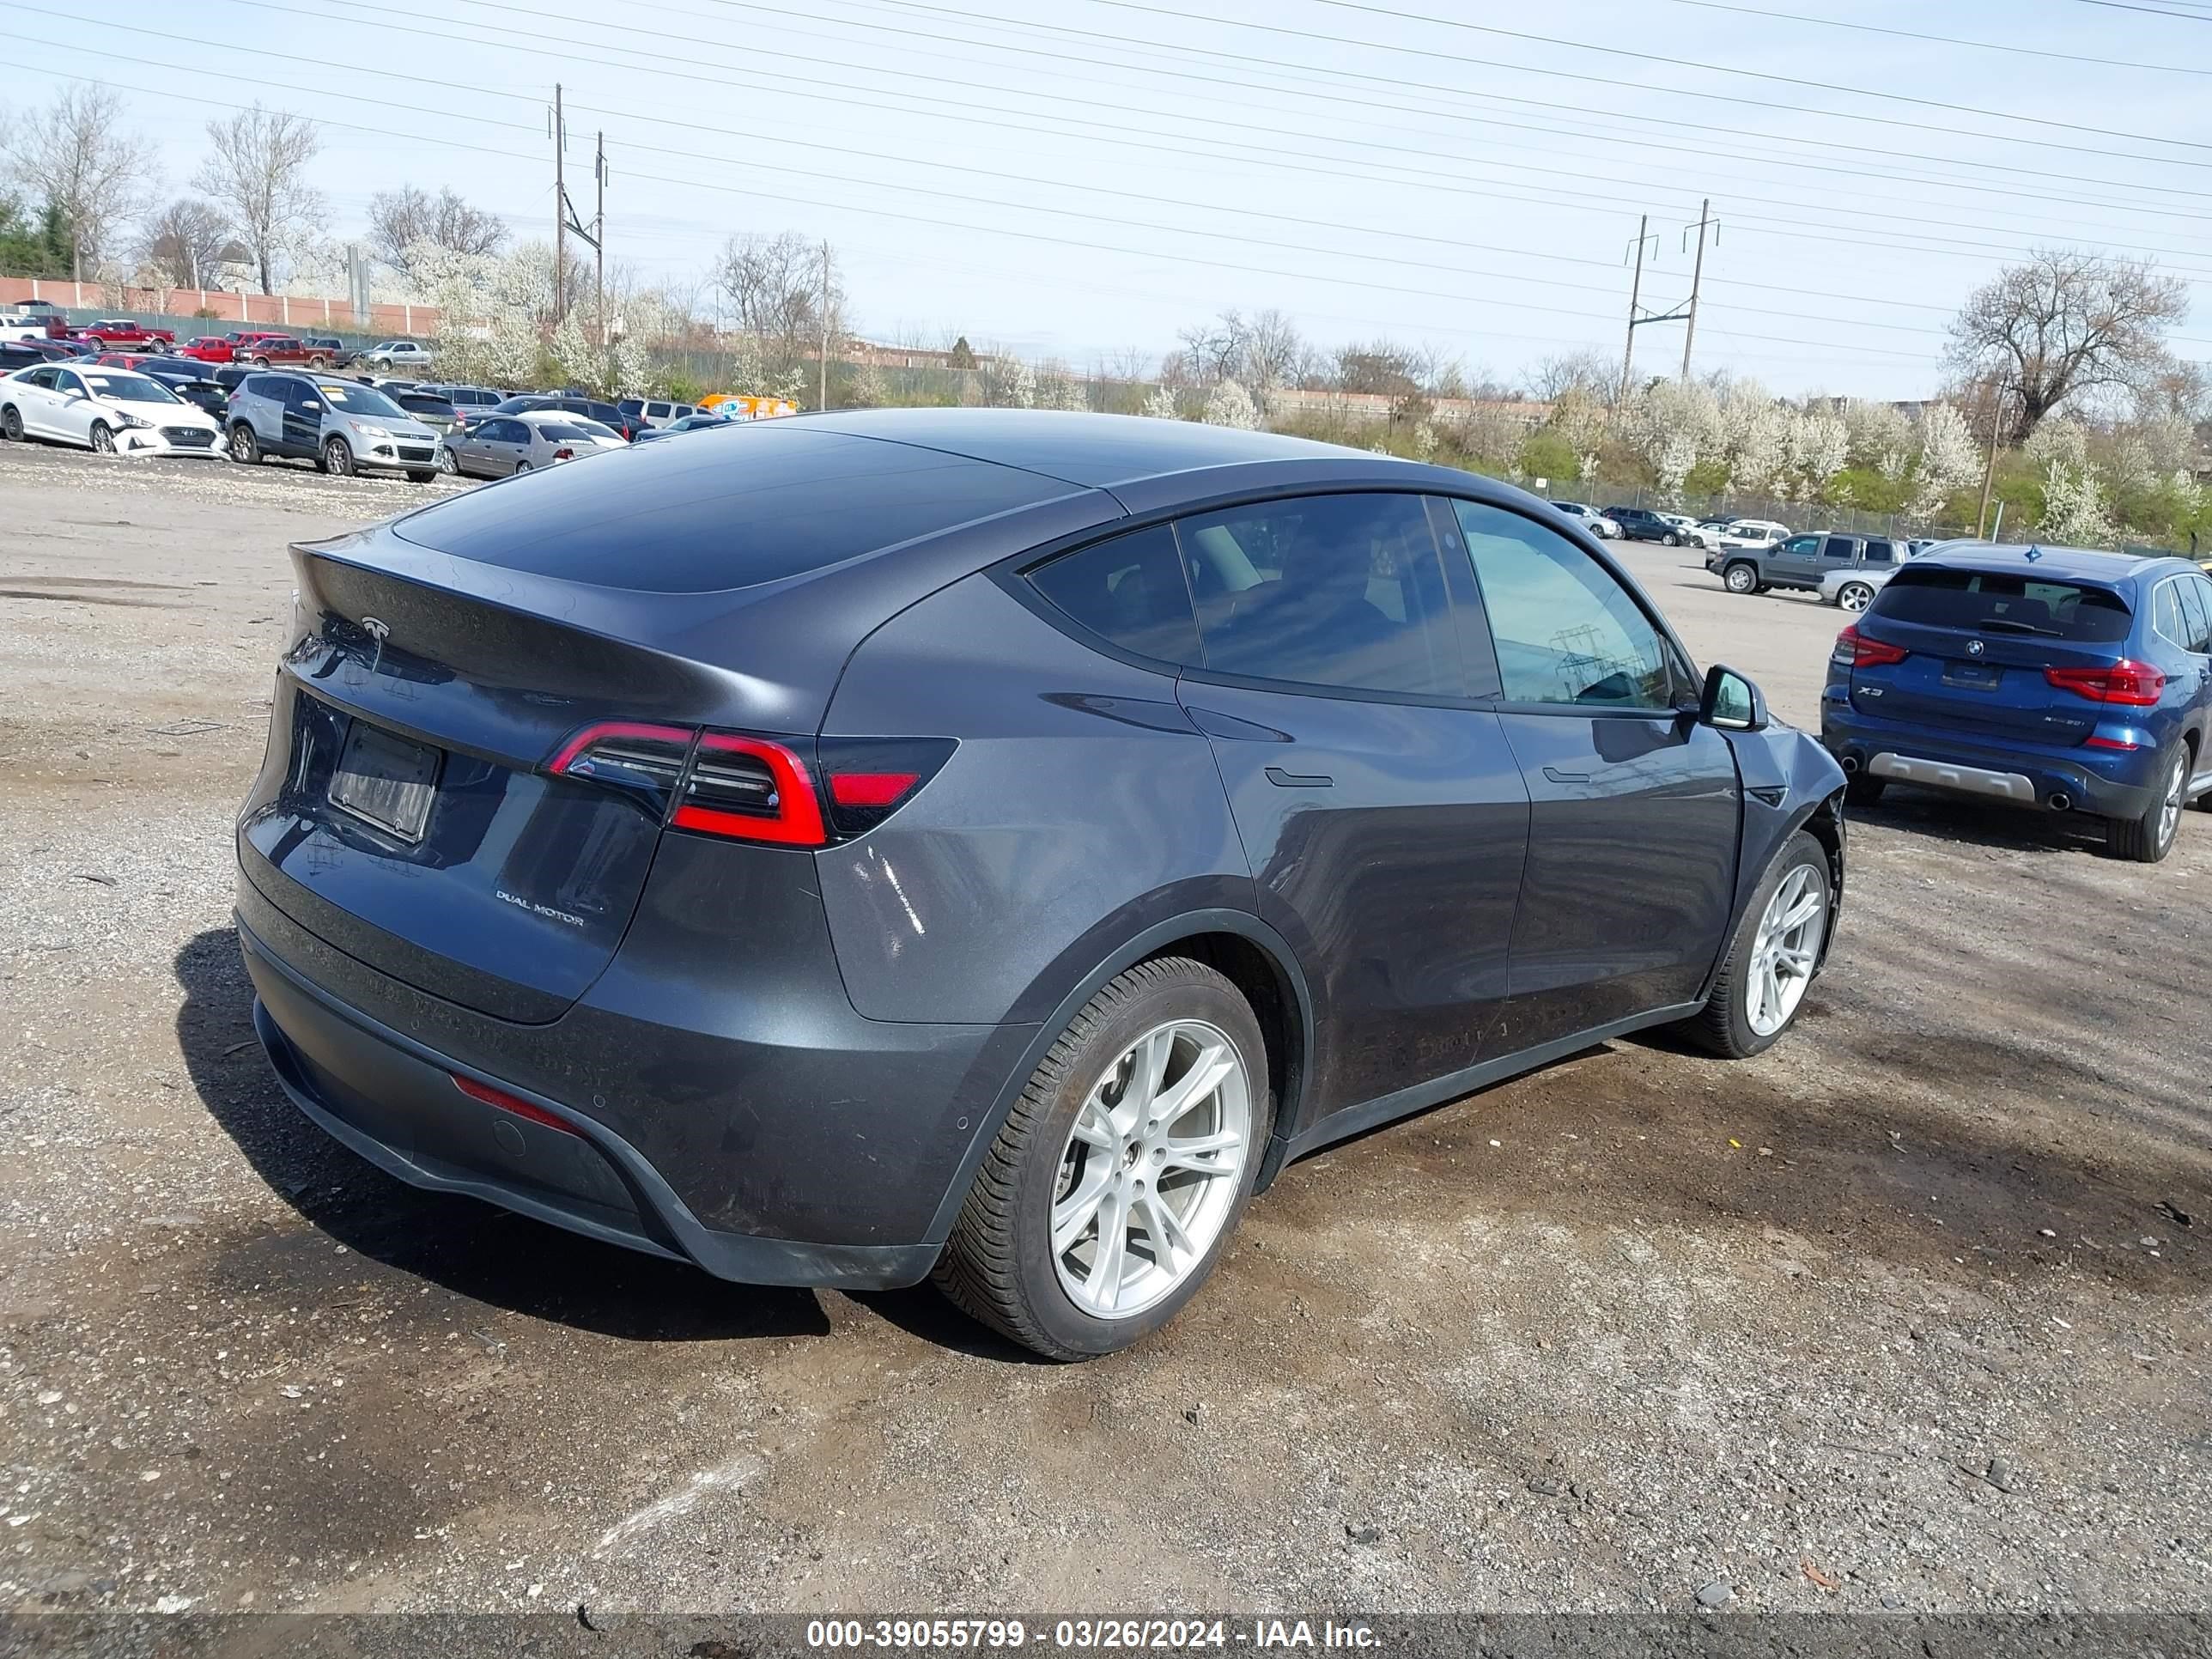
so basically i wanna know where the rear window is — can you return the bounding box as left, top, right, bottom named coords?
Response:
left=1870, top=566, right=2133, bottom=644
left=394, top=425, right=1078, bottom=592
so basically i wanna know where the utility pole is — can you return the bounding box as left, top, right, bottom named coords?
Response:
left=1681, top=198, right=1717, bottom=380
left=1621, top=214, right=1653, bottom=398
left=818, top=239, right=831, bottom=410
left=593, top=131, right=606, bottom=344
left=552, top=83, right=565, bottom=325
left=1975, top=385, right=2006, bottom=539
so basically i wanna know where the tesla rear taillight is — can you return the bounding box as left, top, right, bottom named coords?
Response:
left=547, top=720, right=695, bottom=817
left=2045, top=659, right=2165, bottom=706
left=672, top=733, right=825, bottom=845
left=451, top=1073, right=580, bottom=1135
left=1833, top=624, right=1907, bottom=668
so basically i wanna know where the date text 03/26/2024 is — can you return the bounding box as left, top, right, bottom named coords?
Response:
left=803, top=1620, right=1382, bottom=1650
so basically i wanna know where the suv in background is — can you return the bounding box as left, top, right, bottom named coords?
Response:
left=1823, top=545, right=2212, bottom=862
left=228, top=332, right=329, bottom=368
left=1602, top=505, right=1692, bottom=545
left=488, top=392, right=641, bottom=441
left=1714, top=531, right=1903, bottom=598
left=224, top=371, right=444, bottom=481
left=1549, top=500, right=1619, bottom=538
left=617, top=397, right=698, bottom=430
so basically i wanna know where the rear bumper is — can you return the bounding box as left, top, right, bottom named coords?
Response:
left=241, top=918, right=942, bottom=1288
left=1820, top=693, right=2160, bottom=817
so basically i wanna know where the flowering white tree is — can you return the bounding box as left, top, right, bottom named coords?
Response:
left=2023, top=415, right=2090, bottom=471
left=1718, top=380, right=1789, bottom=495
left=1908, top=403, right=1979, bottom=526
left=1619, top=380, right=1722, bottom=501
left=1201, top=378, right=1259, bottom=429
left=1141, top=385, right=1180, bottom=420
left=984, top=356, right=1036, bottom=409
left=1789, top=410, right=1850, bottom=502
left=2040, top=459, right=2117, bottom=545
left=1036, top=359, right=1090, bottom=412
left=1843, top=398, right=1914, bottom=483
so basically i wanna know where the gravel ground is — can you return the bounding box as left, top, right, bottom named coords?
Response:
left=0, top=440, right=2207, bottom=1620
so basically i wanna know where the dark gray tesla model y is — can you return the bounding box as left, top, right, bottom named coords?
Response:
left=237, top=410, right=1846, bottom=1358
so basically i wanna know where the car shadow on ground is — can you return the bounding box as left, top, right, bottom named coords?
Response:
left=1849, top=785, right=2119, bottom=857
left=175, top=927, right=832, bottom=1344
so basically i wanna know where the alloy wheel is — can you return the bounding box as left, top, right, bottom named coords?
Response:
left=2158, top=751, right=2186, bottom=852
left=89, top=422, right=115, bottom=454
left=1049, top=1019, right=1251, bottom=1320
left=1838, top=584, right=1873, bottom=611
left=436, top=447, right=459, bottom=475
left=1725, top=565, right=1756, bottom=593
left=1746, top=865, right=1826, bottom=1037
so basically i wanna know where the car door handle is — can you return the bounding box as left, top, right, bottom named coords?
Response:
left=1265, top=767, right=1332, bottom=788
left=1542, top=765, right=1591, bottom=784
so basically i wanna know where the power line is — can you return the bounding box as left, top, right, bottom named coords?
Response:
left=1291, top=0, right=2212, bottom=155
left=171, top=0, right=2212, bottom=274
left=1655, top=0, right=2212, bottom=75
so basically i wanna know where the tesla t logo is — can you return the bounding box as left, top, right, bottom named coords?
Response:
left=361, top=616, right=389, bottom=672
left=1966, top=639, right=1985, bottom=655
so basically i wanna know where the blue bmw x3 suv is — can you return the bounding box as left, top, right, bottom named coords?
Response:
left=1821, top=544, right=2212, bottom=861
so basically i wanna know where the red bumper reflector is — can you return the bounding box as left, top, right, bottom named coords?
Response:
left=2082, top=734, right=2142, bottom=750
left=451, top=1073, right=581, bottom=1136
left=830, top=770, right=921, bottom=808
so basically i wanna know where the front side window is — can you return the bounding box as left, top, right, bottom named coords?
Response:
left=1452, top=500, right=1676, bottom=709
left=1779, top=535, right=1820, bottom=557
left=1029, top=525, right=1201, bottom=666
left=1177, top=493, right=1462, bottom=696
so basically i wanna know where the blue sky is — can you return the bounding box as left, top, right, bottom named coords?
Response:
left=7, top=0, right=2210, bottom=396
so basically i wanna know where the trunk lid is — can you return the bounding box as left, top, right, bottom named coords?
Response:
left=1850, top=565, right=2135, bottom=744
left=238, top=532, right=830, bottom=1023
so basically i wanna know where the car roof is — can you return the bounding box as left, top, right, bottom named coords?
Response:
left=1915, top=542, right=2180, bottom=582
left=787, top=408, right=1373, bottom=489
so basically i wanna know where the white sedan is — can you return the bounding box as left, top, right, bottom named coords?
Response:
left=1659, top=512, right=1721, bottom=550
left=0, top=363, right=222, bottom=457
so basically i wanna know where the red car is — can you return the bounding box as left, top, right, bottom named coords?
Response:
left=179, top=335, right=239, bottom=363
left=76, top=319, right=176, bottom=349
left=227, top=331, right=331, bottom=368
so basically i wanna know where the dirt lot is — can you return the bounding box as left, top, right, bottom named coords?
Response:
left=1, top=441, right=2208, bottom=1620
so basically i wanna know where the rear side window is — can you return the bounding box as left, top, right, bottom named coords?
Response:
left=2184, top=577, right=2212, bottom=653
left=1028, top=526, right=1200, bottom=665
left=1870, top=567, right=2132, bottom=643
left=1863, top=540, right=1895, bottom=564
left=1178, top=493, right=1462, bottom=697
left=395, top=425, right=1078, bottom=592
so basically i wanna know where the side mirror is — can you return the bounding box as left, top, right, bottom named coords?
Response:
left=1699, top=664, right=1768, bottom=732
left=302, top=401, right=321, bottom=412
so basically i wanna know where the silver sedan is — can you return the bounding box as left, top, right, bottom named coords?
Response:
left=439, top=410, right=625, bottom=479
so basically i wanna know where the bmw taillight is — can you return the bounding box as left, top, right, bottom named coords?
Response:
left=2045, top=659, right=2165, bottom=706
left=547, top=724, right=951, bottom=846
left=1832, top=624, right=1908, bottom=668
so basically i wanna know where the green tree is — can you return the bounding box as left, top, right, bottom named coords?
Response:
left=0, top=194, right=76, bottom=277
left=1517, top=429, right=1579, bottom=484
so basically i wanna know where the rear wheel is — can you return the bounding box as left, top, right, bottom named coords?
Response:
left=321, top=434, right=355, bottom=477
left=1664, top=532, right=1682, bottom=547
left=405, top=469, right=435, bottom=483
left=1723, top=562, right=1760, bottom=594
left=88, top=422, right=116, bottom=454
left=252, top=356, right=270, bottom=368
left=228, top=422, right=261, bottom=465
left=1678, top=831, right=1831, bottom=1059
left=2107, top=743, right=2188, bottom=863
left=308, top=355, right=330, bottom=368
left=435, top=447, right=459, bottom=476
left=934, top=957, right=1271, bottom=1360
left=1836, top=581, right=1875, bottom=612
left=1, top=405, right=21, bottom=441
left=1844, top=772, right=1887, bottom=810
left=513, top=459, right=532, bottom=474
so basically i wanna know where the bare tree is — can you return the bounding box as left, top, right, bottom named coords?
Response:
left=1944, top=249, right=2189, bottom=443
left=2, top=86, right=156, bottom=280
left=1237, top=308, right=1304, bottom=398
left=714, top=230, right=839, bottom=377
left=367, top=185, right=507, bottom=280
left=193, top=106, right=324, bottom=295
left=1529, top=349, right=1617, bottom=404
left=137, top=198, right=237, bottom=289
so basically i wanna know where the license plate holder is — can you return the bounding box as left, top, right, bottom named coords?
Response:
left=1942, top=660, right=2002, bottom=690
left=329, top=721, right=441, bottom=842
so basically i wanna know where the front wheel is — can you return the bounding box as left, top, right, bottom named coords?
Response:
left=228, top=423, right=261, bottom=465
left=1678, top=830, right=1832, bottom=1059
left=2107, top=743, right=2188, bottom=863
left=322, top=435, right=356, bottom=477
left=88, top=422, right=116, bottom=454
left=934, top=957, right=1271, bottom=1360
left=1723, top=562, right=1760, bottom=594
left=1836, top=581, right=1875, bottom=612
left=1664, top=532, right=1681, bottom=546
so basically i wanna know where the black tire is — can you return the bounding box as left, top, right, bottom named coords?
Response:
left=1677, top=830, right=1832, bottom=1060
left=1, top=404, right=22, bottom=441
left=933, top=957, right=1273, bottom=1361
left=1844, top=772, right=1887, bottom=810
left=513, top=459, right=532, bottom=474
left=406, top=469, right=435, bottom=483
left=1723, top=562, right=1760, bottom=595
left=2106, top=742, right=2188, bottom=863
left=308, top=355, right=329, bottom=369
left=322, top=435, right=355, bottom=477
left=252, top=356, right=270, bottom=368
left=228, top=423, right=261, bottom=465
left=88, top=422, right=115, bottom=455
left=1664, top=532, right=1681, bottom=547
